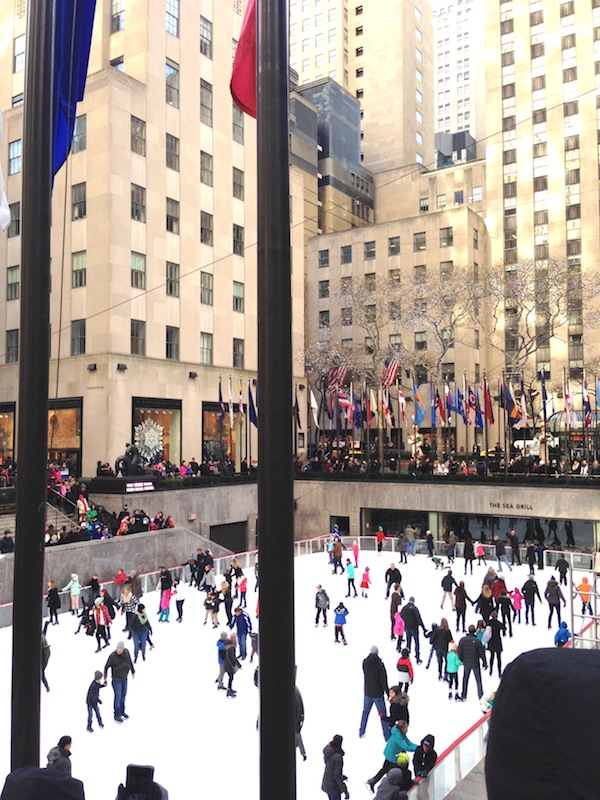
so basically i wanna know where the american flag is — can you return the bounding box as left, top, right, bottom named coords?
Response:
left=381, top=355, right=400, bottom=391
left=326, top=363, right=348, bottom=394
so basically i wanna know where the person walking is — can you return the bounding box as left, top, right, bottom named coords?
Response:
left=352, top=539, right=360, bottom=568
left=406, top=526, right=416, bottom=557
left=216, top=631, right=229, bottom=690
left=315, top=585, right=331, bottom=627
left=85, top=670, right=106, bottom=732
left=332, top=537, right=345, bottom=574
left=497, top=591, right=514, bottom=637
left=103, top=641, right=135, bottom=723
left=397, top=532, right=408, bottom=565
left=120, top=584, right=138, bottom=636
left=62, top=574, right=82, bottom=615
left=359, top=645, right=390, bottom=739
left=220, top=580, right=234, bottom=626
left=474, top=585, right=494, bottom=624
left=346, top=560, right=358, bottom=598
left=384, top=564, right=402, bottom=600
left=430, top=617, right=453, bottom=681
left=380, top=685, right=410, bottom=730
left=321, top=734, right=349, bottom=800
left=158, top=586, right=176, bottom=622
left=522, top=575, right=542, bottom=625
left=554, top=620, right=572, bottom=647
left=396, top=648, right=414, bottom=693
left=400, top=597, right=426, bottom=663
left=41, top=631, right=51, bottom=692
left=525, top=540, right=536, bottom=575
left=130, top=602, right=152, bottom=663
left=446, top=642, right=462, bottom=701
left=493, top=535, right=512, bottom=573
left=508, top=529, right=521, bottom=566
left=555, top=553, right=570, bottom=587
left=544, top=575, right=566, bottom=629
left=425, top=530, right=434, bottom=559
left=440, top=569, right=457, bottom=610
left=510, top=586, right=524, bottom=624
left=457, top=625, right=487, bottom=701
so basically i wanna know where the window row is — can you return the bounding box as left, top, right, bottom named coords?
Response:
left=317, top=229, right=455, bottom=266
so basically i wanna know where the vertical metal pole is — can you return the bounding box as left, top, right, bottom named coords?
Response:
left=11, top=0, right=54, bottom=770
left=257, top=2, right=296, bottom=800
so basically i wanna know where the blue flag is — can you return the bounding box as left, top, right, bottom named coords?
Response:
left=456, top=387, right=467, bottom=424
left=352, top=394, right=362, bottom=430
left=413, top=380, right=426, bottom=427
left=53, top=1, right=97, bottom=178
left=248, top=383, right=258, bottom=428
left=474, top=385, right=484, bottom=430
left=218, top=380, right=226, bottom=429
left=430, top=380, right=436, bottom=430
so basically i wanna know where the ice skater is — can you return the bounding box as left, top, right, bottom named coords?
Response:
left=360, top=566, right=371, bottom=597
left=333, top=602, right=349, bottom=644
left=345, top=560, right=358, bottom=597
left=47, top=580, right=60, bottom=625
left=86, top=670, right=106, bottom=732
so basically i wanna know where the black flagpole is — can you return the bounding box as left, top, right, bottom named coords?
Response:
left=11, top=0, right=54, bottom=769
left=257, top=2, right=296, bottom=800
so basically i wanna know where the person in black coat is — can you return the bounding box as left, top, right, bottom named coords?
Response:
left=384, top=564, right=402, bottom=599
left=413, top=734, right=437, bottom=778
left=430, top=618, right=453, bottom=680
left=359, top=646, right=390, bottom=739
left=463, top=537, right=475, bottom=575
left=486, top=611, right=506, bottom=678
left=46, top=736, right=72, bottom=778
left=457, top=625, right=487, bottom=700
left=521, top=576, right=541, bottom=625
left=321, top=735, right=349, bottom=800
left=400, top=598, right=427, bottom=663
left=380, top=685, right=410, bottom=728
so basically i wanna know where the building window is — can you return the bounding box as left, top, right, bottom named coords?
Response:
left=7, top=203, right=20, bottom=238
left=413, top=231, right=426, bottom=251
left=389, top=268, right=401, bottom=285
left=71, top=320, right=86, bottom=356
left=6, top=330, right=19, bottom=363
left=415, top=331, right=427, bottom=351
left=166, top=261, right=180, bottom=297
left=319, top=310, right=330, bottom=328
left=166, top=59, right=180, bottom=107
left=166, top=134, right=179, bottom=170
left=562, top=33, right=576, bottom=49
left=166, top=198, right=180, bottom=234
left=233, top=167, right=245, bottom=200
left=419, top=197, right=429, bottom=213
left=471, top=186, right=483, bottom=202
left=72, top=251, right=86, bottom=288
left=200, top=272, right=213, bottom=305
left=388, top=236, right=400, bottom=256
left=12, top=94, right=24, bottom=108
left=200, top=332, right=213, bottom=365
left=131, top=184, right=146, bottom=222
left=200, top=151, right=214, bottom=186
left=566, top=204, right=581, bottom=220
left=319, top=249, right=330, bottom=268
left=200, top=79, right=213, bottom=126
left=6, top=266, right=20, bottom=301
left=500, top=19, right=514, bottom=34
left=563, top=66, right=577, bottom=83
left=437, top=193, right=447, bottom=210
left=201, top=212, right=213, bottom=246
left=8, top=140, right=21, bottom=175
left=560, top=1, right=574, bottom=15
left=356, top=25, right=363, bottom=35
left=473, top=228, right=479, bottom=249
left=166, top=326, right=180, bottom=360
left=531, top=42, right=545, bottom=58
left=111, top=0, right=125, bottom=32
left=233, top=338, right=245, bottom=369
left=532, top=75, right=546, bottom=91
left=529, top=9, right=544, bottom=25
left=533, top=176, right=548, bottom=192
left=131, top=116, right=146, bottom=156
left=72, top=115, right=86, bottom=153
left=13, top=35, right=25, bottom=73
left=72, top=183, right=87, bottom=220
left=166, top=0, right=179, bottom=36
left=454, top=190, right=464, bottom=205
left=233, top=224, right=245, bottom=256
left=110, top=56, right=124, bottom=71
left=365, top=304, right=376, bottom=323
left=233, top=104, right=244, bottom=143
left=340, top=245, right=352, bottom=264
left=389, top=300, right=402, bottom=321
left=131, top=319, right=146, bottom=356
left=341, top=307, right=353, bottom=326
left=131, top=252, right=146, bottom=289
left=200, top=16, right=213, bottom=58
left=233, top=281, right=245, bottom=312
left=341, top=338, right=353, bottom=351
left=319, top=279, right=329, bottom=299
left=564, top=100, right=578, bottom=117
left=364, top=241, right=376, bottom=259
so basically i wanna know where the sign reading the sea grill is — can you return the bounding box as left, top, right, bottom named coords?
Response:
left=489, top=501, right=534, bottom=511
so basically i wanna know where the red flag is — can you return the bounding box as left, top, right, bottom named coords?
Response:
left=230, top=0, right=257, bottom=118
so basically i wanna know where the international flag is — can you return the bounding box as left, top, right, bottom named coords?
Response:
left=381, top=355, right=400, bottom=391
left=483, top=377, right=495, bottom=425
left=467, top=386, right=476, bottom=426
left=397, top=384, right=407, bottom=425
left=474, top=385, right=484, bottom=430
left=457, top=387, right=467, bottom=424
left=338, top=388, right=352, bottom=411
left=370, top=388, right=380, bottom=428
left=436, top=390, right=446, bottom=424
left=363, top=387, right=374, bottom=428
left=381, top=389, right=393, bottom=430
left=248, top=381, right=258, bottom=428
left=413, top=379, right=426, bottom=427
left=326, top=363, right=348, bottom=419
left=351, top=391, right=362, bottom=430
left=504, top=380, right=521, bottom=427
left=445, top=380, right=458, bottom=416
left=310, top=387, right=320, bottom=429
left=430, top=380, right=436, bottom=430
left=596, top=377, right=600, bottom=413
left=238, top=379, right=245, bottom=419
left=583, top=371, right=592, bottom=426
left=294, top=389, right=302, bottom=431
left=0, top=113, right=10, bottom=230
left=520, top=376, right=528, bottom=430
left=539, top=371, right=548, bottom=425
left=230, top=0, right=257, bottom=118
left=53, top=0, right=97, bottom=178
left=218, top=379, right=226, bottom=429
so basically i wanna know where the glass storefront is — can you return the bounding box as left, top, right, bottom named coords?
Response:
left=48, top=398, right=82, bottom=477
left=132, top=397, right=181, bottom=466
left=443, top=513, right=593, bottom=551
left=0, top=403, right=15, bottom=464
left=202, top=402, right=239, bottom=463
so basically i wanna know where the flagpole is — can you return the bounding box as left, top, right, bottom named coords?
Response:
left=501, top=373, right=508, bottom=475
left=463, top=372, right=470, bottom=460
left=483, top=373, right=489, bottom=477
left=11, top=0, right=53, bottom=770
left=257, top=1, right=296, bottom=796
left=293, top=384, right=298, bottom=458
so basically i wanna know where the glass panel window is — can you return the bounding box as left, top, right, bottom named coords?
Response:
left=233, top=167, right=245, bottom=200
left=13, top=35, right=25, bottom=73
left=319, top=249, right=330, bottom=268
left=72, top=115, right=87, bottom=153
left=166, top=198, right=180, bottom=234
left=166, top=133, right=179, bottom=170
left=8, top=140, right=21, bottom=175
left=6, top=330, right=19, bottom=363
left=233, top=338, right=245, bottom=368
left=111, top=0, right=125, bottom=32
left=415, top=331, right=427, bottom=351
left=200, top=272, right=213, bottom=305
left=233, top=104, right=244, bottom=143
left=414, top=231, right=426, bottom=251
left=166, top=59, right=180, bottom=107
left=166, top=261, right=180, bottom=296
left=200, top=79, right=213, bottom=126
left=201, top=212, right=213, bottom=245
left=319, top=310, right=330, bottom=328
left=131, top=184, right=146, bottom=222
left=365, top=305, right=376, bottom=323
left=200, top=332, right=213, bottom=365
left=200, top=16, right=213, bottom=58
left=72, top=182, right=86, bottom=220
left=166, top=0, right=179, bottom=36
left=71, top=320, right=86, bottom=356
left=200, top=151, right=213, bottom=186
left=7, top=203, right=20, bottom=238
left=364, top=240, right=376, bottom=259
left=166, top=326, right=180, bottom=360
left=131, top=319, right=146, bottom=356
left=341, top=307, right=353, bottom=325
left=233, top=224, right=245, bottom=256
left=131, top=251, right=146, bottom=289
left=233, top=281, right=245, bottom=312
left=131, top=116, right=146, bottom=155
left=6, top=266, right=20, bottom=301
left=72, top=251, right=86, bottom=288
left=341, top=245, right=352, bottom=264
left=440, top=226, right=453, bottom=247
left=318, top=279, right=329, bottom=298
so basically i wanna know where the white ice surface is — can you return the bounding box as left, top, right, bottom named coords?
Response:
left=0, top=551, right=574, bottom=799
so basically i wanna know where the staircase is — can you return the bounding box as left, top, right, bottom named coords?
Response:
left=0, top=503, right=75, bottom=537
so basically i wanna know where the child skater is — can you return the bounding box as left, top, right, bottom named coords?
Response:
left=393, top=610, right=405, bottom=653
left=333, top=602, right=349, bottom=644
left=446, top=641, right=463, bottom=701
left=86, top=670, right=106, bottom=732
left=396, top=648, right=414, bottom=693
left=250, top=630, right=259, bottom=663
left=510, top=586, right=523, bottom=624
left=352, top=540, right=360, bottom=568
left=360, top=566, right=371, bottom=598
left=238, top=576, right=248, bottom=608
left=158, top=586, right=175, bottom=622
left=345, top=559, right=358, bottom=598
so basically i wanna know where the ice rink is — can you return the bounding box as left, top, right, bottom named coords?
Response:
left=0, top=548, right=576, bottom=799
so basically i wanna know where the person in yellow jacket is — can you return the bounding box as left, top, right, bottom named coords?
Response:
left=574, top=576, right=593, bottom=615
